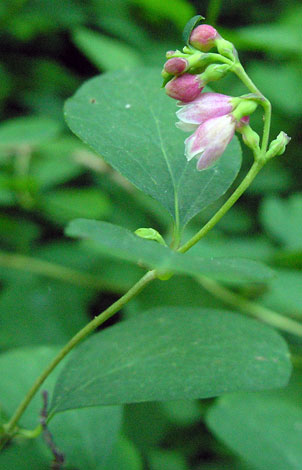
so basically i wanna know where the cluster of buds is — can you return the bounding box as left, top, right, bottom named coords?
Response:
left=162, top=23, right=289, bottom=170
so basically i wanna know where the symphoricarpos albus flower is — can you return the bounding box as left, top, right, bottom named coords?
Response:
left=189, top=24, right=220, bottom=52
left=165, top=73, right=204, bottom=102
left=176, top=92, right=239, bottom=132
left=165, top=73, right=205, bottom=103
left=164, top=57, right=189, bottom=75
left=184, top=114, right=236, bottom=171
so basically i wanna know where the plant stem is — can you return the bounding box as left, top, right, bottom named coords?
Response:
left=207, top=0, right=222, bottom=26
left=0, top=250, right=125, bottom=293
left=232, top=62, right=271, bottom=155
left=178, top=159, right=264, bottom=253
left=0, top=269, right=156, bottom=450
left=199, top=276, right=302, bottom=337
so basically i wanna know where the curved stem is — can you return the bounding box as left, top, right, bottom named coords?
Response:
left=231, top=62, right=272, bottom=155
left=178, top=159, right=264, bottom=253
left=0, top=251, right=117, bottom=291
left=199, top=276, right=302, bottom=337
left=207, top=0, right=222, bottom=26
left=0, top=269, right=156, bottom=450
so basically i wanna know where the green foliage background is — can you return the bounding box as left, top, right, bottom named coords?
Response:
left=0, top=0, right=302, bottom=468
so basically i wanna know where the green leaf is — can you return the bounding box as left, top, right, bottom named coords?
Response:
left=148, top=449, right=187, bottom=470
left=222, top=24, right=302, bottom=58
left=50, top=308, right=291, bottom=413
left=66, top=219, right=274, bottom=283
left=0, top=346, right=60, bottom=427
left=49, top=406, right=123, bottom=470
left=39, top=188, right=111, bottom=225
left=72, top=28, right=142, bottom=72
left=0, top=278, right=88, bottom=349
left=259, top=269, right=302, bottom=318
left=0, top=440, right=49, bottom=470
left=182, top=15, right=205, bottom=44
left=103, top=436, right=143, bottom=470
left=131, top=0, right=195, bottom=31
left=260, top=193, right=302, bottom=250
left=206, top=393, right=302, bottom=470
left=30, top=136, right=84, bottom=190
left=0, top=116, right=61, bottom=149
left=247, top=62, right=302, bottom=116
left=64, top=67, right=242, bottom=228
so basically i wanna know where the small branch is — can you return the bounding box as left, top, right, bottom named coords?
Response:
left=40, top=391, right=65, bottom=470
left=178, top=159, right=264, bottom=253
left=199, top=276, right=302, bottom=338
left=0, top=269, right=156, bottom=447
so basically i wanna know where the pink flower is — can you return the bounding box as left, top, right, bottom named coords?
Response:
left=185, top=114, right=236, bottom=170
left=164, top=58, right=188, bottom=75
left=176, top=92, right=235, bottom=132
left=165, top=73, right=204, bottom=102
left=189, top=24, right=220, bottom=52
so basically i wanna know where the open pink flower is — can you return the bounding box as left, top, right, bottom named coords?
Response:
left=176, top=92, right=235, bottom=132
left=185, top=114, right=236, bottom=170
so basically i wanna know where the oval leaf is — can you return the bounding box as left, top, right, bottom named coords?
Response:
left=66, top=219, right=274, bottom=283
left=206, top=394, right=302, bottom=470
left=50, top=308, right=291, bottom=413
left=64, top=67, right=242, bottom=228
left=182, top=15, right=205, bottom=44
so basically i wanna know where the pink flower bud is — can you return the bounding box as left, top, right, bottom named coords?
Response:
left=185, top=114, right=236, bottom=170
left=165, top=73, right=204, bottom=102
left=189, top=24, right=220, bottom=52
left=164, top=58, right=188, bottom=75
left=176, top=92, right=235, bottom=132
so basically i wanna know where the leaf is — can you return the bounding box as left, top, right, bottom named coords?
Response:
left=247, top=62, right=302, bottom=116
left=0, top=440, right=49, bottom=470
left=0, top=116, right=61, bottom=149
left=0, top=278, right=88, bottom=349
left=259, top=269, right=302, bottom=318
left=131, top=0, right=195, bottom=31
left=103, top=436, right=143, bottom=470
left=72, top=28, right=142, bottom=72
left=64, top=67, right=242, bottom=228
left=206, top=393, right=302, bottom=470
left=49, top=406, right=123, bottom=470
left=66, top=219, right=274, bottom=283
left=50, top=307, right=291, bottom=413
left=30, top=136, right=84, bottom=190
left=260, top=193, right=302, bottom=250
left=182, top=15, right=205, bottom=44
left=39, top=188, right=111, bottom=225
left=0, top=346, right=60, bottom=427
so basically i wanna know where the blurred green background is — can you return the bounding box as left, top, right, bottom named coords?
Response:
left=0, top=0, right=302, bottom=469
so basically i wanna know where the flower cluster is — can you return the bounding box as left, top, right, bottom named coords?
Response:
left=162, top=24, right=260, bottom=170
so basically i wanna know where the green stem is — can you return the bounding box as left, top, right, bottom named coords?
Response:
left=207, top=0, right=222, bottom=26
left=0, top=250, right=124, bottom=292
left=0, top=269, right=156, bottom=450
left=232, top=62, right=271, bottom=155
left=199, top=276, right=302, bottom=337
left=178, top=159, right=264, bottom=253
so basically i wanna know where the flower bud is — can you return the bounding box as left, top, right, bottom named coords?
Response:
left=165, top=73, right=204, bottom=102
left=232, top=100, right=258, bottom=121
left=164, top=58, right=188, bottom=75
left=215, top=37, right=237, bottom=60
left=267, top=131, right=291, bottom=158
left=200, top=63, right=230, bottom=84
left=238, top=125, right=260, bottom=151
left=135, top=228, right=166, bottom=246
left=189, top=24, right=220, bottom=52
